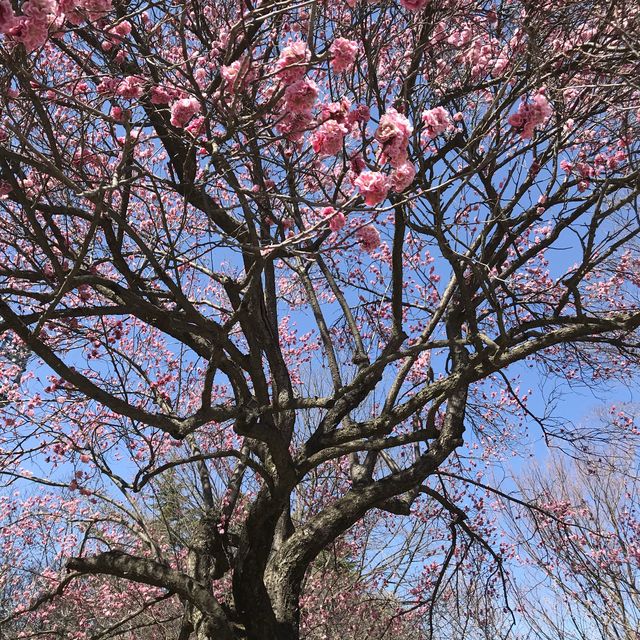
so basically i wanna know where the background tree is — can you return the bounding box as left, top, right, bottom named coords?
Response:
left=508, top=407, right=640, bottom=640
left=0, top=0, right=639, bottom=638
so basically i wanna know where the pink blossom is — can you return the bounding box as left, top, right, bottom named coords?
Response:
left=170, top=97, right=201, bottom=128
left=0, top=0, right=17, bottom=34
left=330, top=37, right=358, bottom=74
left=448, top=27, right=473, bottom=48
left=276, top=109, right=314, bottom=142
left=79, top=0, right=112, bottom=21
left=576, top=162, right=594, bottom=179
left=107, top=20, right=131, bottom=39
left=116, top=76, right=144, bottom=100
left=220, top=58, right=254, bottom=93
left=505, top=108, right=525, bottom=132
left=354, top=171, right=390, bottom=206
left=400, top=0, right=429, bottom=10
left=150, top=85, right=174, bottom=104
left=350, top=153, right=366, bottom=175
left=276, top=41, right=310, bottom=83
left=390, top=161, right=416, bottom=192
left=319, top=98, right=352, bottom=125
left=22, top=0, right=57, bottom=21
left=220, top=60, right=247, bottom=93
left=560, top=160, right=573, bottom=174
left=356, top=224, right=381, bottom=252
left=221, top=61, right=241, bottom=85
left=285, top=78, right=319, bottom=113
left=110, top=106, right=124, bottom=121
left=608, top=152, right=624, bottom=171
left=422, top=106, right=451, bottom=140
left=311, top=120, right=349, bottom=156
left=376, top=108, right=412, bottom=167
left=508, top=90, right=553, bottom=139
left=96, top=76, right=118, bottom=95
left=348, top=103, right=370, bottom=125
left=329, top=214, right=346, bottom=232
left=322, top=207, right=346, bottom=232
left=58, top=0, right=83, bottom=24
left=492, top=53, right=509, bottom=76
left=6, top=16, right=48, bottom=51
left=185, top=115, right=205, bottom=136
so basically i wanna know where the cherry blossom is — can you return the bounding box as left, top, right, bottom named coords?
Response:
left=322, top=206, right=346, bottom=232
left=150, top=85, right=175, bottom=104
left=390, top=160, right=416, bottom=192
left=275, top=40, right=310, bottom=83
left=284, top=78, right=319, bottom=113
left=330, top=37, right=358, bottom=73
left=375, top=108, right=413, bottom=167
left=170, top=97, right=201, bottom=128
left=422, top=106, right=452, bottom=140
left=354, top=170, right=390, bottom=206
left=311, top=119, right=349, bottom=156
left=115, top=75, right=144, bottom=100
left=508, top=89, right=553, bottom=139
left=400, top=0, right=429, bottom=11
left=356, top=224, right=381, bottom=252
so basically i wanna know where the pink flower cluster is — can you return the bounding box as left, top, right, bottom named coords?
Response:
left=463, top=38, right=509, bottom=79
left=422, top=106, right=452, bottom=140
left=0, top=0, right=16, bottom=33
left=116, top=75, right=144, bottom=100
left=390, top=160, right=416, bottom=192
left=354, top=171, right=389, bottom=206
left=65, top=0, right=112, bottom=23
left=349, top=103, right=370, bottom=126
left=277, top=112, right=313, bottom=143
left=375, top=108, right=412, bottom=167
left=278, top=77, right=368, bottom=153
left=150, top=85, right=180, bottom=105
left=318, top=97, right=351, bottom=125
left=310, top=98, right=355, bottom=156
left=170, top=97, right=201, bottom=128
left=106, top=19, right=131, bottom=40
left=508, top=90, right=553, bottom=140
left=0, top=0, right=57, bottom=50
left=322, top=206, right=346, bottom=232
left=330, top=37, right=358, bottom=74
left=278, top=80, right=317, bottom=144
left=275, top=41, right=310, bottom=84
left=284, top=78, right=319, bottom=113
left=220, top=58, right=255, bottom=94
left=400, top=0, right=429, bottom=11
left=275, top=41, right=318, bottom=143
left=356, top=225, right=381, bottom=252
left=311, top=119, right=349, bottom=156
left=0, top=0, right=112, bottom=50
left=560, top=145, right=626, bottom=192
left=350, top=153, right=366, bottom=175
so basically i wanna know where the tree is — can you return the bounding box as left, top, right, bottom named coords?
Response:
left=508, top=408, right=640, bottom=640
left=0, top=0, right=639, bottom=637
